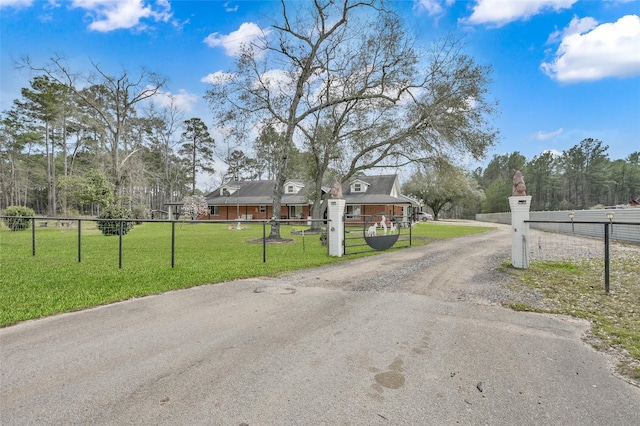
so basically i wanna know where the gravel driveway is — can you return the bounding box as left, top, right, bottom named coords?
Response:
left=2, top=221, right=639, bottom=425
left=283, top=222, right=512, bottom=299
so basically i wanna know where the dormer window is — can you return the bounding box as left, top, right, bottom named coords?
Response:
left=284, top=180, right=305, bottom=194
left=221, top=186, right=237, bottom=196
left=350, top=179, right=369, bottom=193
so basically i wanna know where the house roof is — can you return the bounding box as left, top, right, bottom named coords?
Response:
left=167, top=174, right=418, bottom=207
left=204, top=180, right=313, bottom=206
left=342, top=174, right=413, bottom=206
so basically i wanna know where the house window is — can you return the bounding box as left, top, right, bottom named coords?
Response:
left=354, top=183, right=362, bottom=192
left=346, top=205, right=361, bottom=219
left=260, top=205, right=267, bottom=213
left=289, top=205, right=303, bottom=219
left=209, top=205, right=219, bottom=215
left=287, top=185, right=295, bottom=193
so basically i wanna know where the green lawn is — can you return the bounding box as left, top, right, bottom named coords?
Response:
left=0, top=220, right=492, bottom=327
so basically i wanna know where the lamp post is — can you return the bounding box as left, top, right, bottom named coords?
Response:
left=604, top=212, right=614, bottom=294
left=568, top=211, right=575, bottom=233
left=607, top=211, right=614, bottom=239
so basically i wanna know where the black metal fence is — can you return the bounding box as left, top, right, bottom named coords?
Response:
left=525, top=220, right=640, bottom=293
left=1, top=216, right=330, bottom=268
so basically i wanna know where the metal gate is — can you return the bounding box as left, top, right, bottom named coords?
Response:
left=343, top=212, right=412, bottom=255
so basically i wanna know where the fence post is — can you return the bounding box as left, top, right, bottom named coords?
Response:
left=604, top=222, right=610, bottom=294
left=263, top=221, right=266, bottom=263
left=342, top=215, right=346, bottom=255
left=171, top=221, right=176, bottom=268
left=32, top=217, right=36, bottom=256
left=409, top=222, right=412, bottom=246
left=77, top=219, right=82, bottom=263
left=119, top=220, right=123, bottom=269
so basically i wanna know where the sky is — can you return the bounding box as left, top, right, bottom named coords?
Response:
left=1, top=0, right=639, bottom=179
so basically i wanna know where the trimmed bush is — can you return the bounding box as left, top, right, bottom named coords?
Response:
left=2, top=206, right=35, bottom=231
left=97, top=205, right=134, bottom=236
left=131, top=205, right=147, bottom=225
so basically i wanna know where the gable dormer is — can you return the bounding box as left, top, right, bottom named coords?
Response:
left=284, top=180, right=305, bottom=194
left=350, top=179, right=370, bottom=193
left=220, top=185, right=239, bottom=196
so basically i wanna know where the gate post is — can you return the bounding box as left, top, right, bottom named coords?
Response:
left=327, top=199, right=346, bottom=257
left=509, top=196, right=532, bottom=268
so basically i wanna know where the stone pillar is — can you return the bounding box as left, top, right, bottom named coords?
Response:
left=509, top=196, right=532, bottom=268
left=327, top=199, right=346, bottom=257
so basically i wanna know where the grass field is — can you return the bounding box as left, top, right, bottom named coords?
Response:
left=0, top=220, right=490, bottom=327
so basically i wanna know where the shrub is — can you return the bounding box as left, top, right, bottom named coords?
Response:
left=2, top=206, right=35, bottom=231
left=320, top=232, right=327, bottom=246
left=97, top=205, right=134, bottom=236
left=131, top=205, right=147, bottom=225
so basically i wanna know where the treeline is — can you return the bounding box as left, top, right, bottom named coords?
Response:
left=0, top=69, right=283, bottom=217
left=4, top=71, right=635, bottom=219
left=1, top=70, right=194, bottom=216
left=0, top=72, right=323, bottom=216
left=475, top=138, right=640, bottom=213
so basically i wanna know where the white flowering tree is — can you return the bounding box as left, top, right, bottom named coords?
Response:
left=182, top=195, right=209, bottom=220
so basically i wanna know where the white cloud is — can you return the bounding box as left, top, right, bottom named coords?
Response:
left=413, top=0, right=456, bottom=18
left=70, top=0, right=172, bottom=32
left=542, top=149, right=562, bottom=158
left=541, top=15, right=640, bottom=82
left=203, top=22, right=268, bottom=57
left=254, top=69, right=295, bottom=94
left=546, top=15, right=598, bottom=43
left=0, top=0, right=33, bottom=8
left=223, top=1, right=238, bottom=13
left=200, top=71, right=237, bottom=85
left=532, top=128, right=563, bottom=140
left=414, top=0, right=442, bottom=16
left=153, top=89, right=198, bottom=112
left=465, top=0, right=577, bottom=27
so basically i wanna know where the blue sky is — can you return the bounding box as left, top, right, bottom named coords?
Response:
left=2, top=0, right=639, bottom=171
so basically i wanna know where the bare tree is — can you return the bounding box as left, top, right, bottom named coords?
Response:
left=206, top=0, right=497, bottom=238
left=21, top=56, right=167, bottom=204
left=145, top=100, right=186, bottom=207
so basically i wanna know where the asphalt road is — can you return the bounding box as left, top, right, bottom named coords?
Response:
left=2, top=223, right=639, bottom=425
